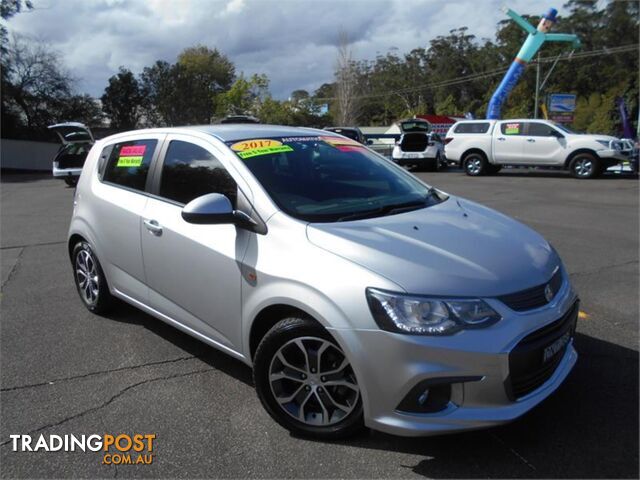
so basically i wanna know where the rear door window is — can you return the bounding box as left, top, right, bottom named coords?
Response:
left=501, top=122, right=523, bottom=135
left=102, top=139, right=158, bottom=192
left=454, top=122, right=490, bottom=134
left=158, top=140, right=237, bottom=206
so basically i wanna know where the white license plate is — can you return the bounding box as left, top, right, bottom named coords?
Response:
left=405, top=153, right=419, bottom=159
left=542, top=331, right=571, bottom=363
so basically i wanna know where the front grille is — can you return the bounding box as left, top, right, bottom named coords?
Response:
left=498, top=268, right=563, bottom=311
left=506, top=301, right=579, bottom=400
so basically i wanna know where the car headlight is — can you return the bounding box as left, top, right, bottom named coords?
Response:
left=595, top=140, right=610, bottom=149
left=366, top=288, right=501, bottom=335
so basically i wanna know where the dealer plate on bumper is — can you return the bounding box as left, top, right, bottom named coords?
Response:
left=542, top=330, right=571, bottom=363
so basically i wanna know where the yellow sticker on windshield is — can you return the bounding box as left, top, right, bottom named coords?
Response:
left=230, top=139, right=293, bottom=159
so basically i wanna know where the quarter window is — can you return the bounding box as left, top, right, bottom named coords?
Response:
left=159, top=140, right=237, bottom=206
left=103, top=139, right=157, bottom=192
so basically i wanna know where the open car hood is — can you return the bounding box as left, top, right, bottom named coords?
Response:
left=48, top=122, right=94, bottom=145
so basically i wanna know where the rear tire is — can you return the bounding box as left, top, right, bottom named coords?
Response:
left=64, top=177, right=78, bottom=187
left=464, top=152, right=488, bottom=176
left=71, top=241, right=114, bottom=314
left=253, top=317, right=365, bottom=440
left=570, top=153, right=600, bottom=179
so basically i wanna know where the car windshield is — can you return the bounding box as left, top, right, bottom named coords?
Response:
left=226, top=135, right=444, bottom=222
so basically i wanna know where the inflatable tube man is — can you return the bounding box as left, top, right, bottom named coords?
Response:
left=486, top=7, right=580, bottom=119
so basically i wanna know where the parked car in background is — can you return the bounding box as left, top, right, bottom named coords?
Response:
left=445, top=119, right=631, bottom=178
left=68, top=124, right=578, bottom=439
left=323, top=126, right=366, bottom=144
left=220, top=115, right=260, bottom=124
left=392, top=118, right=446, bottom=171
left=49, top=122, right=94, bottom=187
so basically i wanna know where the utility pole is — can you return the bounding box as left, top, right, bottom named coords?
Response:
left=534, top=53, right=540, bottom=119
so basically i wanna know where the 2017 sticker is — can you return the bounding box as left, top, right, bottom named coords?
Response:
left=230, top=139, right=293, bottom=159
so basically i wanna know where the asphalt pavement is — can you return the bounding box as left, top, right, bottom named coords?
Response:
left=1, top=168, right=638, bottom=478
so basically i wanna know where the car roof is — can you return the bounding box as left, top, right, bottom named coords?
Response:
left=99, top=124, right=337, bottom=144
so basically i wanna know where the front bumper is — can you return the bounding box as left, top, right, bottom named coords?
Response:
left=597, top=149, right=630, bottom=163
left=330, top=275, right=579, bottom=436
left=52, top=162, right=82, bottom=178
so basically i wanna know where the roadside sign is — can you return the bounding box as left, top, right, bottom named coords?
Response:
left=549, top=94, right=576, bottom=113
left=550, top=113, right=574, bottom=123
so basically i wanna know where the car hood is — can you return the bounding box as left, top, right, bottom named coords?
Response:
left=306, top=197, right=559, bottom=297
left=568, top=133, right=618, bottom=143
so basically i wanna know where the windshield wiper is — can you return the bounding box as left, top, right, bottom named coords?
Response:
left=336, top=199, right=428, bottom=222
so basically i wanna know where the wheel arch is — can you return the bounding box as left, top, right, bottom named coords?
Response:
left=564, top=148, right=599, bottom=169
left=248, top=304, right=322, bottom=361
left=462, top=148, right=489, bottom=163
left=68, top=233, right=86, bottom=261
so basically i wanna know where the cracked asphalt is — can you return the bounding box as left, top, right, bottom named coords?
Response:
left=1, top=169, right=638, bottom=478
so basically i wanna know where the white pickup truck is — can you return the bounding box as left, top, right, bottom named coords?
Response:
left=444, top=119, right=631, bottom=178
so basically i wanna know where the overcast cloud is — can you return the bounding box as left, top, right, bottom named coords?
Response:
left=6, top=0, right=574, bottom=99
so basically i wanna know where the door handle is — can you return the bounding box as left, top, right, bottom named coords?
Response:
left=144, top=219, right=163, bottom=236
left=527, top=138, right=536, bottom=142
left=497, top=137, right=506, bottom=141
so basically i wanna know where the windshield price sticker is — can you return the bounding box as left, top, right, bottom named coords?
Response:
left=505, top=123, right=521, bottom=135
left=231, top=139, right=293, bottom=159
left=116, top=145, right=146, bottom=167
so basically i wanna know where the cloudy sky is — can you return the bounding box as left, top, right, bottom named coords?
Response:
left=6, top=0, right=577, bottom=99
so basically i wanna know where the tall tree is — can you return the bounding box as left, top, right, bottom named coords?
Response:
left=2, top=35, right=73, bottom=129
left=335, top=30, right=359, bottom=125
left=101, top=67, right=142, bottom=130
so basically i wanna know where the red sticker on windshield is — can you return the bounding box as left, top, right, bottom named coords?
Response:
left=336, top=145, right=364, bottom=152
left=120, top=145, right=146, bottom=156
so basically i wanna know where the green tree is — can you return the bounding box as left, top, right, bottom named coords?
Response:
left=216, top=73, right=269, bottom=117
left=101, top=67, right=142, bottom=129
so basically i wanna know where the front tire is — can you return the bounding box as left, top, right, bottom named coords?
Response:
left=72, top=241, right=114, bottom=314
left=253, top=317, right=364, bottom=439
left=570, top=153, right=600, bottom=179
left=464, top=152, right=488, bottom=176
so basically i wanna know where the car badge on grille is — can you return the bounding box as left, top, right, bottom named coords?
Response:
left=544, top=283, right=554, bottom=302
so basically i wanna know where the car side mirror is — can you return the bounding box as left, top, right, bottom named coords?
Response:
left=552, top=130, right=565, bottom=139
left=181, top=193, right=257, bottom=230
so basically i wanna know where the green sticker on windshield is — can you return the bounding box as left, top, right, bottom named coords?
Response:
left=116, top=156, right=144, bottom=167
left=237, top=145, right=293, bottom=159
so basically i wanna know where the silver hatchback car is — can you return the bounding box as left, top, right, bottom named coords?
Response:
left=69, top=125, right=578, bottom=439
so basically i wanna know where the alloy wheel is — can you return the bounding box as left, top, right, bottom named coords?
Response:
left=467, top=157, right=482, bottom=174
left=75, top=249, right=99, bottom=305
left=574, top=157, right=593, bottom=177
left=268, top=337, right=360, bottom=426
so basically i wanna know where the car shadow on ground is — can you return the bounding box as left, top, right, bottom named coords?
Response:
left=101, top=300, right=254, bottom=387
left=99, top=301, right=639, bottom=478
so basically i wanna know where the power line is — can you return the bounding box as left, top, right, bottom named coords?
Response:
left=314, top=44, right=639, bottom=102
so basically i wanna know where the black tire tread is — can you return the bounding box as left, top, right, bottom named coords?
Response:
left=253, top=316, right=365, bottom=440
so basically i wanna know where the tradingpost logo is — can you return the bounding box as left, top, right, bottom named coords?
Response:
left=9, top=433, right=156, bottom=465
